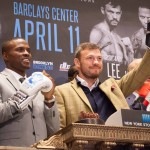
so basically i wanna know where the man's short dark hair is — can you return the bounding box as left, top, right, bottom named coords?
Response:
left=1, top=38, right=24, bottom=54
left=137, top=0, right=150, bottom=10
left=75, top=42, right=101, bottom=59
left=102, top=0, right=122, bottom=8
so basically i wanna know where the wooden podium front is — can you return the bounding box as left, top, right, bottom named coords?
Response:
left=0, top=146, right=55, bottom=150
left=32, top=123, right=150, bottom=150
left=0, top=146, right=36, bottom=150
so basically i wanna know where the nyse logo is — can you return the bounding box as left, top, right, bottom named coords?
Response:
left=59, top=62, right=70, bottom=71
left=142, top=114, right=150, bottom=123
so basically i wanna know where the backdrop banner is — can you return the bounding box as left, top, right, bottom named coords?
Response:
left=0, top=0, right=149, bottom=85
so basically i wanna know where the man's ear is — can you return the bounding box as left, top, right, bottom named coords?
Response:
left=2, top=52, right=8, bottom=61
left=74, top=58, right=80, bottom=68
left=101, top=7, right=105, bottom=15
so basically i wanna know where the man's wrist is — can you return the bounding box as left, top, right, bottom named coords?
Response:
left=44, top=95, right=55, bottom=103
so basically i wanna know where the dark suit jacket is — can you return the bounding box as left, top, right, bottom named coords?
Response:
left=55, top=49, right=150, bottom=129
left=0, top=69, right=60, bottom=146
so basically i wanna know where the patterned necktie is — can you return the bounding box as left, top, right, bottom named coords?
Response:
left=19, top=77, right=25, bottom=83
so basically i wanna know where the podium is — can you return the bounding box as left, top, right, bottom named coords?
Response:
left=105, top=109, right=150, bottom=128
left=32, top=109, right=150, bottom=150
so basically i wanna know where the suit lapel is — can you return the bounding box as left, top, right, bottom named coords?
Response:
left=1, top=69, right=34, bottom=109
left=100, top=77, right=129, bottom=110
left=71, top=79, right=93, bottom=112
left=1, top=69, right=21, bottom=91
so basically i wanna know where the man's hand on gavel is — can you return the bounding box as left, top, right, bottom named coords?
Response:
left=79, top=111, right=100, bottom=119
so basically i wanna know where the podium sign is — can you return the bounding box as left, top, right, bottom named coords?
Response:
left=105, top=109, right=150, bottom=128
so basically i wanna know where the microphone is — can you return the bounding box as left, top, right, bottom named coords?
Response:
left=143, top=92, right=150, bottom=107
left=146, top=21, right=150, bottom=48
left=146, top=93, right=150, bottom=111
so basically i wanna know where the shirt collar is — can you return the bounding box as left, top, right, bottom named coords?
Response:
left=5, top=68, right=26, bottom=82
left=76, top=75, right=99, bottom=91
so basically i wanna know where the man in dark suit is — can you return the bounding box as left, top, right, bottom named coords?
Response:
left=0, top=38, right=60, bottom=146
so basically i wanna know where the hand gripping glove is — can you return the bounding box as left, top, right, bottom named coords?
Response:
left=21, top=72, right=53, bottom=95
left=13, top=72, right=53, bottom=110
